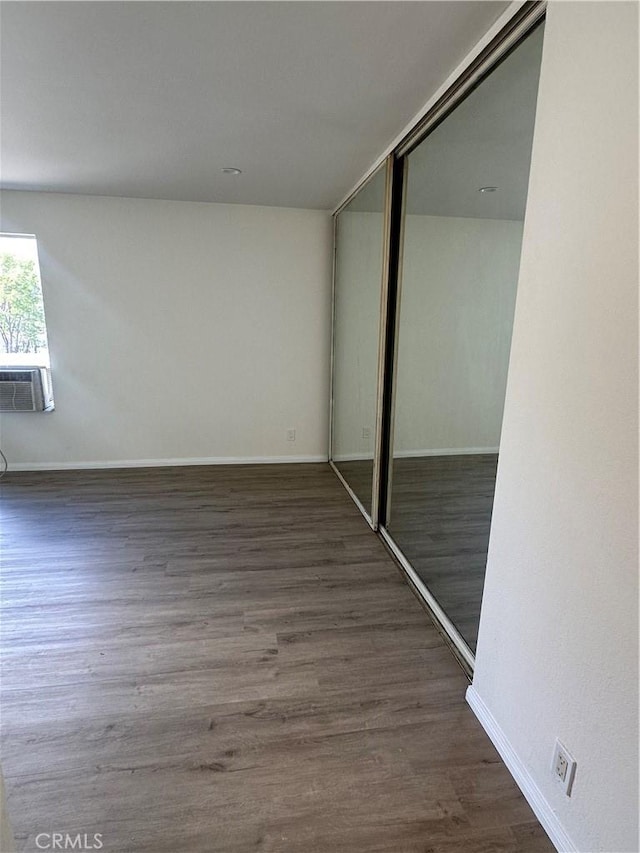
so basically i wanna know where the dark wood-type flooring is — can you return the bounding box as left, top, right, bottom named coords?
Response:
left=388, top=455, right=498, bottom=651
left=333, top=459, right=373, bottom=516
left=337, top=455, right=498, bottom=650
left=0, top=463, right=551, bottom=853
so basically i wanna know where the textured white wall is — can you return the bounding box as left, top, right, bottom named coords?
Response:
left=471, top=3, right=638, bottom=851
left=0, top=192, right=332, bottom=468
left=332, top=211, right=523, bottom=460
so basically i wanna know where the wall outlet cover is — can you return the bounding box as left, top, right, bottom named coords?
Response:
left=552, top=739, right=577, bottom=796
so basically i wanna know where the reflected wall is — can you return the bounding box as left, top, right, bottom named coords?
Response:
left=331, top=164, right=387, bottom=518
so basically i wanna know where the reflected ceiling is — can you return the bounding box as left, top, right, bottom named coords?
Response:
left=349, top=24, right=544, bottom=221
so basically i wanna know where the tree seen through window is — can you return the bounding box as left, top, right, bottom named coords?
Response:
left=0, top=234, right=50, bottom=366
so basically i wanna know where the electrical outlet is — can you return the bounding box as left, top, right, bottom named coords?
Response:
left=286, top=428, right=296, bottom=442
left=362, top=427, right=371, bottom=442
left=552, top=739, right=576, bottom=796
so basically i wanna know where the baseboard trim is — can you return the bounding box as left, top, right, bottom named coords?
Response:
left=7, top=455, right=329, bottom=472
left=395, top=446, right=499, bottom=458
left=332, top=447, right=498, bottom=463
left=465, top=686, right=578, bottom=853
left=332, top=453, right=374, bottom=462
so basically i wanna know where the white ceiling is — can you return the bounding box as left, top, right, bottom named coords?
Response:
left=0, top=1, right=509, bottom=211
left=347, top=23, right=545, bottom=220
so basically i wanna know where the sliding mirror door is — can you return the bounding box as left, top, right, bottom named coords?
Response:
left=330, top=162, right=389, bottom=522
left=383, top=24, right=545, bottom=654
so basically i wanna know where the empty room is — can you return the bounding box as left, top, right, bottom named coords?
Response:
left=0, top=2, right=637, bottom=852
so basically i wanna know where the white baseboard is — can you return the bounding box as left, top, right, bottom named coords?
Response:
left=395, top=446, right=499, bottom=458
left=7, top=454, right=329, bottom=472
left=332, top=447, right=498, bottom=463
left=332, top=452, right=374, bottom=462
left=466, top=686, right=578, bottom=853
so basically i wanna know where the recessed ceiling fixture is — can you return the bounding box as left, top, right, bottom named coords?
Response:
left=221, top=167, right=242, bottom=175
left=478, top=186, right=498, bottom=193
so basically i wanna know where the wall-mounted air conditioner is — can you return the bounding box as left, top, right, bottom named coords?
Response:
left=0, top=367, right=54, bottom=412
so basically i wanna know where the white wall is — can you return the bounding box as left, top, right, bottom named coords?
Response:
left=0, top=192, right=332, bottom=468
left=470, top=3, right=638, bottom=852
left=332, top=210, right=523, bottom=460
left=331, top=210, right=384, bottom=462
left=395, top=214, right=523, bottom=454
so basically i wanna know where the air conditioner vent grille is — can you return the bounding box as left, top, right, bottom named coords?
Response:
left=0, top=381, right=35, bottom=411
left=0, top=368, right=53, bottom=412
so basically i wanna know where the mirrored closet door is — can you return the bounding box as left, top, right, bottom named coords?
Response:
left=382, top=21, right=545, bottom=659
left=330, top=8, right=546, bottom=670
left=330, top=161, right=389, bottom=524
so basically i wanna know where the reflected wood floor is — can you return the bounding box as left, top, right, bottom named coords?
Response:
left=337, top=455, right=498, bottom=651
left=388, top=455, right=499, bottom=651
left=333, top=459, right=373, bottom=517
left=0, top=464, right=551, bottom=853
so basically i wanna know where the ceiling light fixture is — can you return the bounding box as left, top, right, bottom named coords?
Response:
left=221, top=167, right=242, bottom=175
left=478, top=186, right=498, bottom=193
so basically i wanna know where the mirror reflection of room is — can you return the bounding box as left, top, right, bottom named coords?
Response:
left=331, top=165, right=387, bottom=517
left=386, top=25, right=545, bottom=651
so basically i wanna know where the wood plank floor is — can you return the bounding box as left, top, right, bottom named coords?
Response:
left=333, top=459, right=373, bottom=517
left=0, top=463, right=552, bottom=853
left=336, top=455, right=498, bottom=650
left=388, top=455, right=498, bottom=651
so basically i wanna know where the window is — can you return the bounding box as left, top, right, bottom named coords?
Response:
left=0, top=233, right=51, bottom=368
